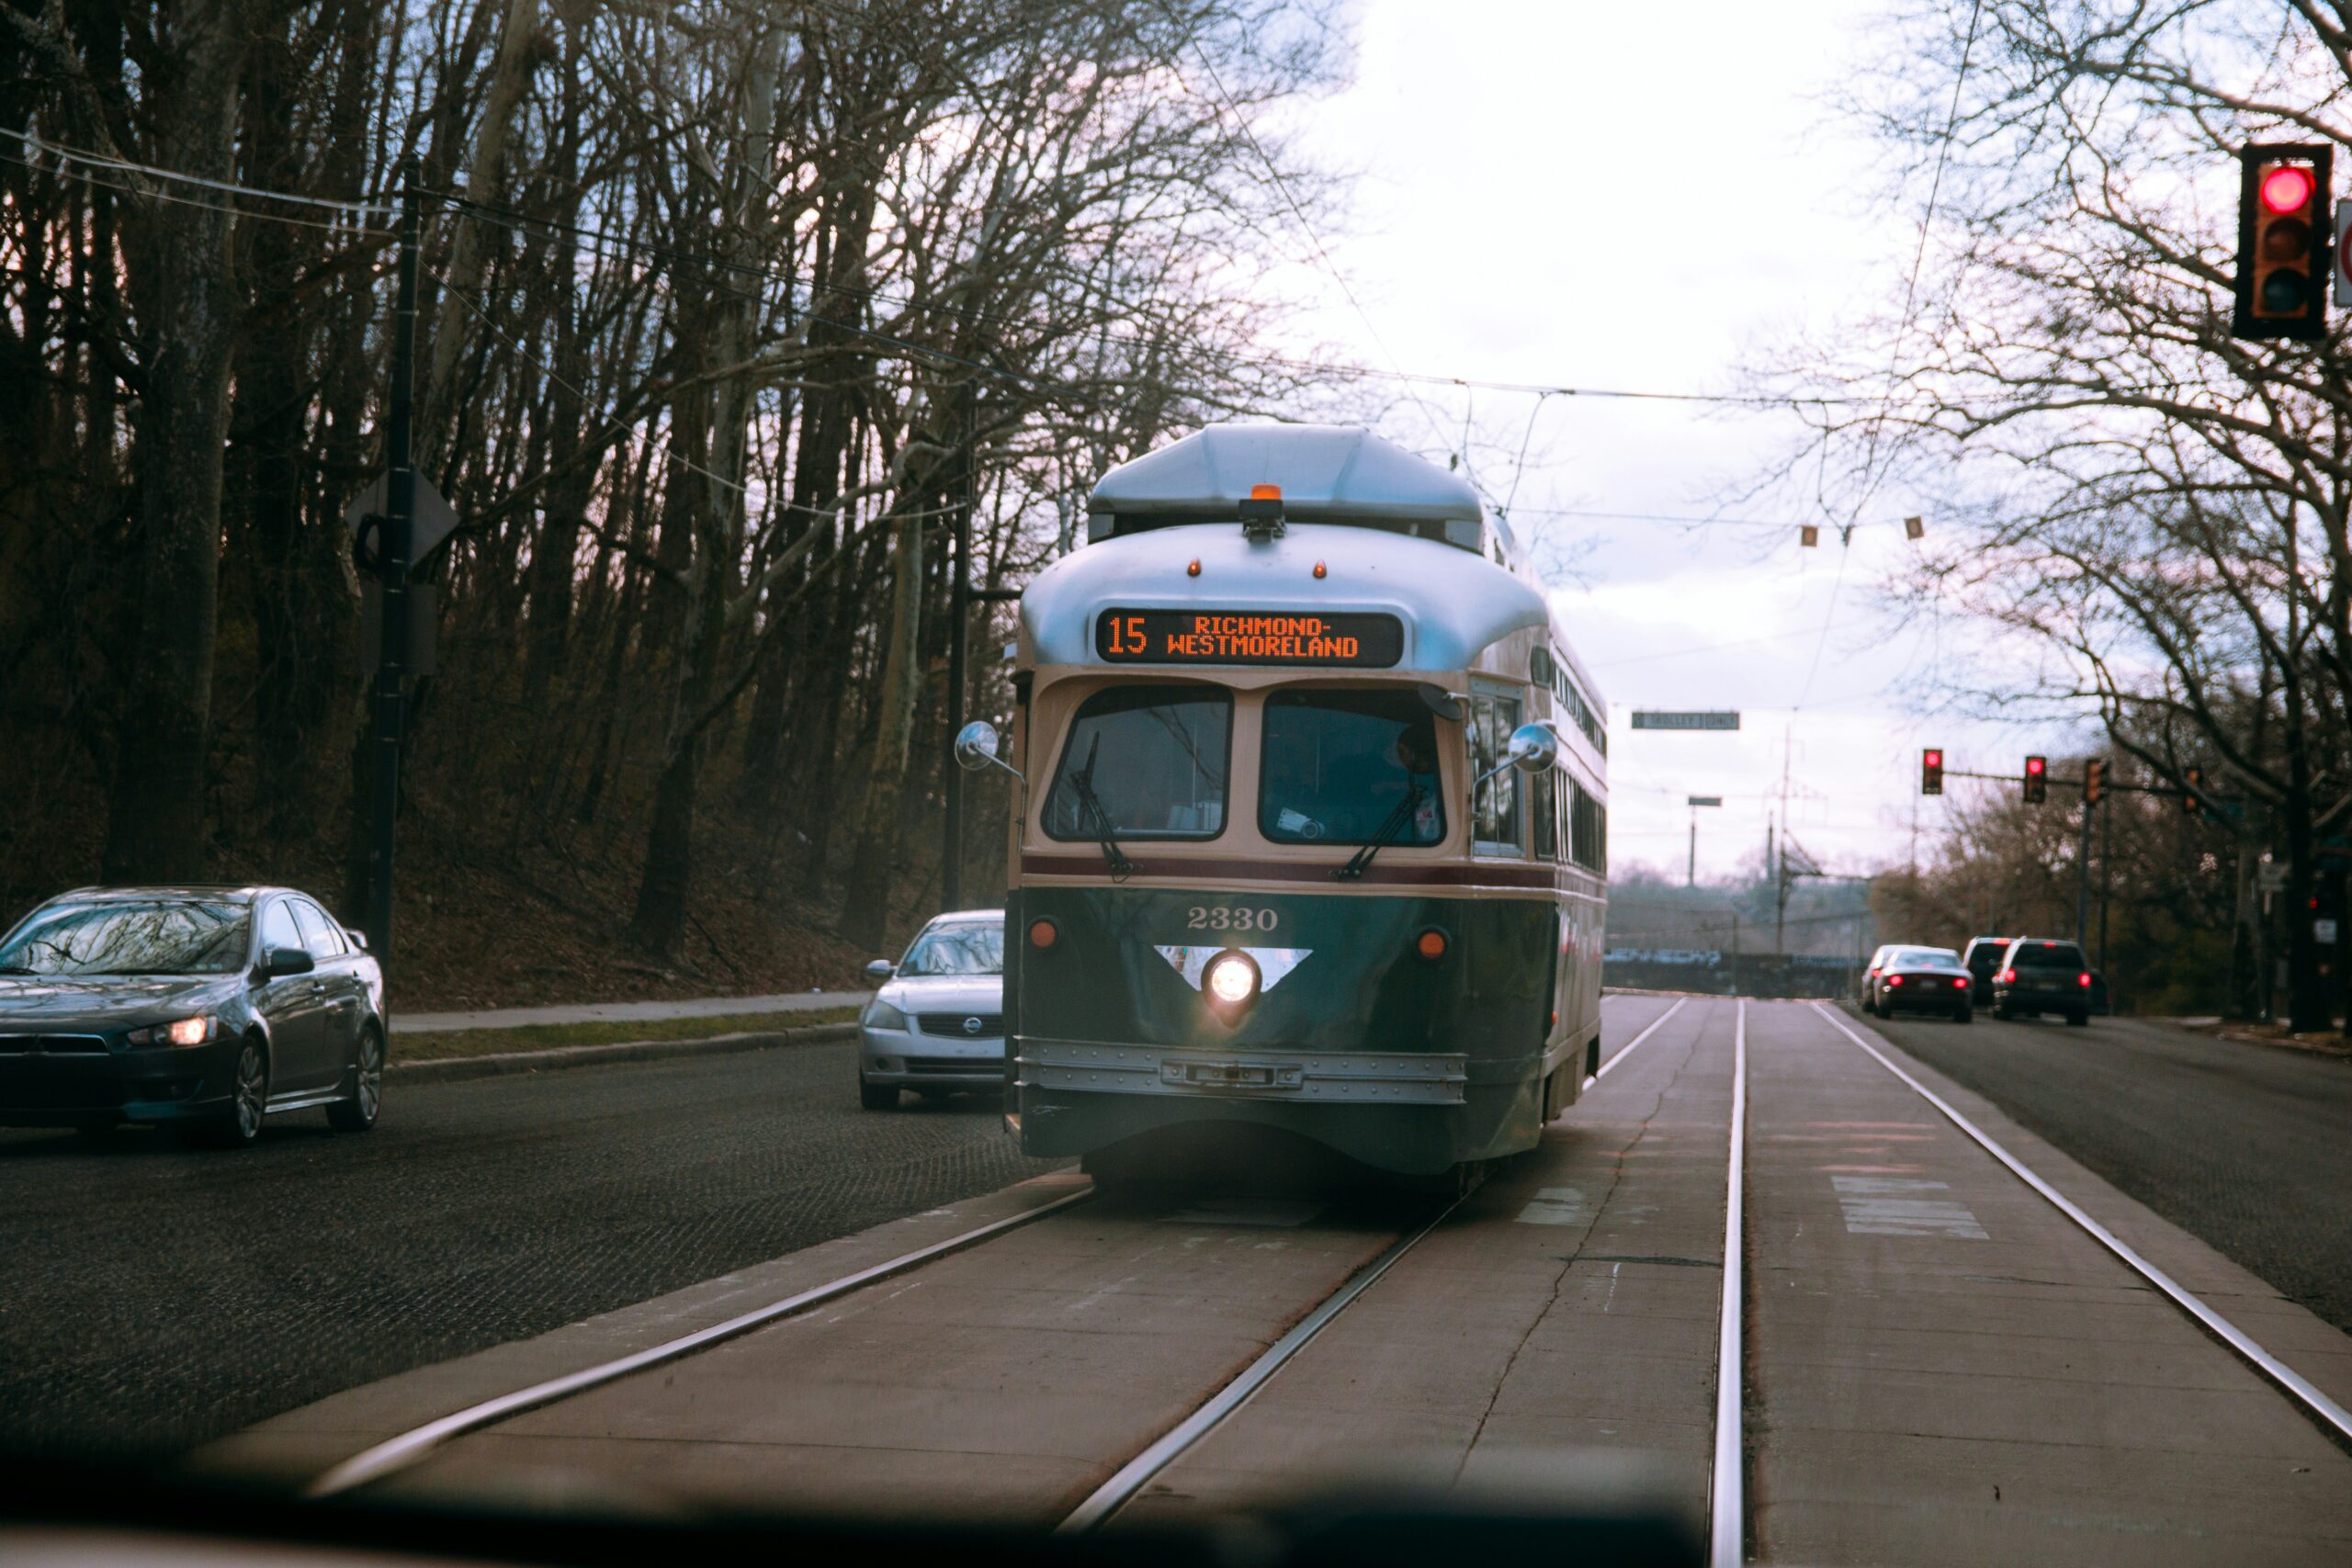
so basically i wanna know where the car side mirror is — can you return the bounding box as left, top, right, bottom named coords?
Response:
left=259, top=946, right=314, bottom=980
left=864, top=959, right=895, bottom=982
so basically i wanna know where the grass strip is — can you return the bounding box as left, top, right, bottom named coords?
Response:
left=392, top=1007, right=862, bottom=1063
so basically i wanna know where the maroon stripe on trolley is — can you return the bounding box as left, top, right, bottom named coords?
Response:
left=1017, top=853, right=1574, bottom=892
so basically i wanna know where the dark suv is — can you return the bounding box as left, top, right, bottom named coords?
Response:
left=1990, top=937, right=2094, bottom=1026
left=1960, top=935, right=2013, bottom=1005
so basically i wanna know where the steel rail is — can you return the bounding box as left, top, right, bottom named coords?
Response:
left=1055, top=1198, right=1462, bottom=1534
left=306, top=1187, right=1093, bottom=1498
left=1811, top=1003, right=2352, bottom=1447
left=1589, top=996, right=1690, bottom=1088
left=1708, top=999, right=1748, bottom=1568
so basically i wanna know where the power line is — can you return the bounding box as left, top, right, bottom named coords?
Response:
left=6, top=125, right=394, bottom=215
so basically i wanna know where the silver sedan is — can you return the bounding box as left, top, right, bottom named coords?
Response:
left=857, top=910, right=1005, bottom=1110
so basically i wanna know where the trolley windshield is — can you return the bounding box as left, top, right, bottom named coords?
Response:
left=1259, top=687, right=1444, bottom=845
left=1044, top=685, right=1230, bottom=840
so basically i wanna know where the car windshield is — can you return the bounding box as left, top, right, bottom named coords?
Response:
left=1043, top=685, right=1230, bottom=840
left=0, top=899, right=250, bottom=976
left=897, top=923, right=1004, bottom=977
left=1260, top=687, right=1444, bottom=845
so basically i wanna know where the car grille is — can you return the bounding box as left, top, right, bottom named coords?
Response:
left=0, top=1033, right=109, bottom=1054
left=914, top=1013, right=1003, bottom=1039
left=902, top=1055, right=1003, bottom=1077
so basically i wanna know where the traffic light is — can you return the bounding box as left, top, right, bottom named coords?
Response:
left=2024, top=754, right=2048, bottom=804
left=2185, top=766, right=2203, bottom=819
left=2084, top=758, right=2105, bottom=806
left=2234, top=144, right=2332, bottom=341
left=1921, top=748, right=1944, bottom=795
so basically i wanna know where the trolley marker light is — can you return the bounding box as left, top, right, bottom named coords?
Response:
left=2234, top=143, right=2333, bottom=341
left=1028, top=917, right=1059, bottom=951
left=1415, top=928, right=1449, bottom=961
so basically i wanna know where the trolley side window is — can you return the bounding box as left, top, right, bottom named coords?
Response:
left=1043, top=685, right=1231, bottom=841
left=1259, top=688, right=1445, bottom=846
left=1532, top=769, right=1559, bottom=861
left=1567, top=778, right=1602, bottom=871
left=1469, top=692, right=1524, bottom=853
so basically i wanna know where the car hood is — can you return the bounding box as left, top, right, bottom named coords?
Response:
left=0, top=974, right=242, bottom=1030
left=877, top=975, right=1003, bottom=1014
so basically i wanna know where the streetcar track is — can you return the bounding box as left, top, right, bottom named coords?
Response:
left=309, top=999, right=1749, bottom=1544
left=304, top=1186, right=1094, bottom=1497
left=1811, top=1001, right=2352, bottom=1449
left=1054, top=1197, right=1462, bottom=1533
left=1710, top=998, right=1747, bottom=1568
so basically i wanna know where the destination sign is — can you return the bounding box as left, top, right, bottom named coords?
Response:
left=1096, top=608, right=1404, bottom=667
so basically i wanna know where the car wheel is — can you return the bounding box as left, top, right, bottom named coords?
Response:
left=1860, top=994, right=1876, bottom=1015
left=859, top=1075, right=899, bottom=1111
left=2066, top=1010, right=2090, bottom=1028
left=328, top=1025, right=382, bottom=1133
left=73, top=1120, right=118, bottom=1146
left=207, top=1037, right=268, bottom=1149
left=1991, top=1000, right=2011, bottom=1020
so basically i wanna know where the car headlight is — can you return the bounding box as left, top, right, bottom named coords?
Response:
left=129, top=1017, right=214, bottom=1047
left=1204, top=950, right=1260, bottom=1011
left=864, top=1000, right=909, bottom=1031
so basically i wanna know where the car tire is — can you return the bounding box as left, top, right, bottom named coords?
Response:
left=2066, top=1010, right=2090, bottom=1028
left=73, top=1120, right=118, bottom=1146
left=1992, top=1000, right=2012, bottom=1021
left=1954, top=1006, right=1973, bottom=1023
left=859, top=1075, right=898, bottom=1111
left=206, top=1037, right=268, bottom=1149
left=327, top=1025, right=382, bottom=1133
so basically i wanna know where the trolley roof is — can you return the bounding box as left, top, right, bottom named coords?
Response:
left=1087, top=423, right=1495, bottom=552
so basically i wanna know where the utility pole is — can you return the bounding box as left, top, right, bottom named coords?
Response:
left=942, top=380, right=976, bottom=912
left=2098, top=793, right=2112, bottom=973
left=363, top=157, right=421, bottom=960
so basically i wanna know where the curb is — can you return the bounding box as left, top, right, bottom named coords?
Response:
left=387, top=1021, right=858, bottom=1085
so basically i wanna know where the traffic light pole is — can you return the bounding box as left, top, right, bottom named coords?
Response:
left=2075, top=795, right=2095, bottom=952
left=363, top=157, right=421, bottom=960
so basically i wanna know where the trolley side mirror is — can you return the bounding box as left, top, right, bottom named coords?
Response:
left=955, top=720, right=1023, bottom=783
left=1473, top=722, right=1558, bottom=791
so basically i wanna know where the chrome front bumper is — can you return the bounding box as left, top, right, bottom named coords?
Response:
left=1017, top=1039, right=1467, bottom=1105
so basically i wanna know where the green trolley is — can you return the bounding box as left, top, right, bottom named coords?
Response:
left=956, top=423, right=1608, bottom=1179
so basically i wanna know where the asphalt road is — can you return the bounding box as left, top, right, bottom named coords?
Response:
left=0, top=1040, right=1058, bottom=1462
left=1858, top=1005, right=2352, bottom=1334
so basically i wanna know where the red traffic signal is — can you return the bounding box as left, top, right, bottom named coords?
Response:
left=2023, top=754, right=2048, bottom=804
left=2185, top=765, right=2204, bottom=820
left=2235, top=144, right=2332, bottom=341
left=2261, top=164, right=2316, bottom=213
left=1921, top=748, right=1944, bottom=795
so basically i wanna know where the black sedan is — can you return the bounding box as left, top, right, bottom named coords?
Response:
left=1861, top=944, right=1974, bottom=1021
left=0, top=886, right=385, bottom=1146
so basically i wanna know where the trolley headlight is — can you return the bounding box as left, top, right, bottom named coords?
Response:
left=863, top=1000, right=909, bottom=1032
left=1204, top=950, right=1261, bottom=1014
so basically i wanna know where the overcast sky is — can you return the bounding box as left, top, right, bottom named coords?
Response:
left=1261, top=0, right=2097, bottom=887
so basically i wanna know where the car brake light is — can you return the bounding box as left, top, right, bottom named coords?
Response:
left=2078, top=972, right=2092, bottom=987
left=1953, top=977, right=1968, bottom=988
left=1887, top=975, right=1904, bottom=987
left=1997, top=968, right=2016, bottom=984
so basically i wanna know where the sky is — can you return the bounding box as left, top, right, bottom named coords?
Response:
left=1258, top=0, right=2102, bottom=886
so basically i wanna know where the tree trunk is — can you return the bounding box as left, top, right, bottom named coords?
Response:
left=839, top=504, right=926, bottom=949
left=100, top=0, right=254, bottom=883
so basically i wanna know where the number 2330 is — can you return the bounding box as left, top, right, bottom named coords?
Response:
left=1188, top=906, right=1278, bottom=931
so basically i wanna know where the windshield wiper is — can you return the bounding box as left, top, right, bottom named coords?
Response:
left=1335, top=784, right=1427, bottom=881
left=1065, top=736, right=1137, bottom=881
